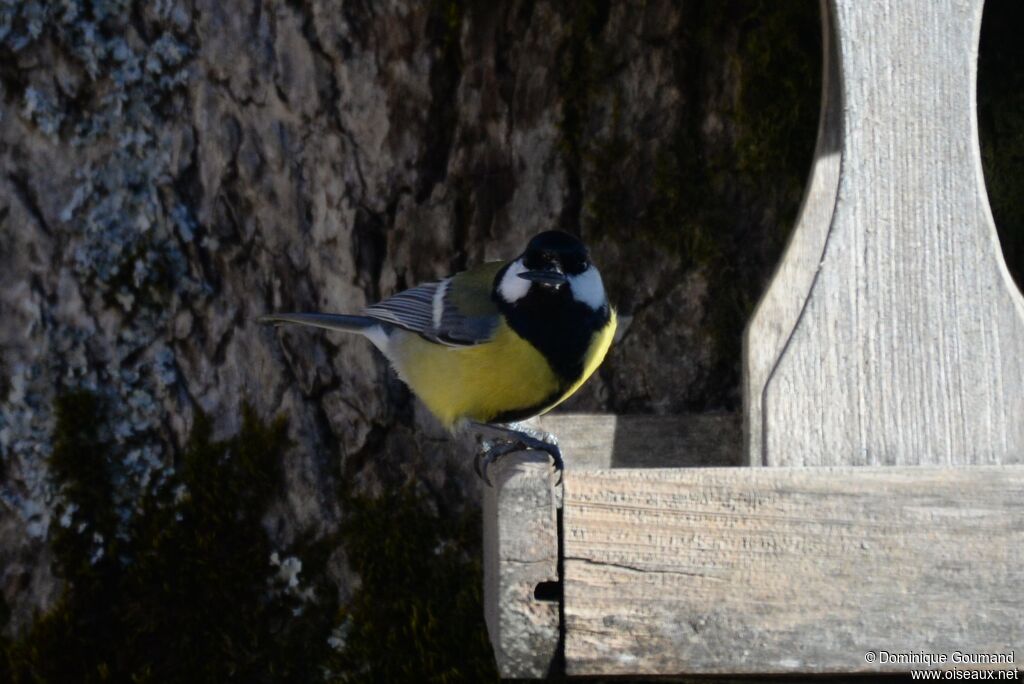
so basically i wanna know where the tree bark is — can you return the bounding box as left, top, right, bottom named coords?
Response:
left=4, top=0, right=1015, bottom=651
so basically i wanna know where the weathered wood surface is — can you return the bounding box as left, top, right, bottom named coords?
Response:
left=482, top=452, right=560, bottom=679
left=744, top=0, right=841, bottom=467
left=536, top=413, right=742, bottom=469
left=481, top=414, right=739, bottom=678
left=563, top=466, right=1024, bottom=676
left=749, top=0, right=1024, bottom=467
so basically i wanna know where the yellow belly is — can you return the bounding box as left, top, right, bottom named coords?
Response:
left=543, top=308, right=617, bottom=414
left=387, top=311, right=616, bottom=428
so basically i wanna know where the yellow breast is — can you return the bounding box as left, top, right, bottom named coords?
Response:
left=387, top=310, right=616, bottom=428
left=544, top=307, right=617, bottom=413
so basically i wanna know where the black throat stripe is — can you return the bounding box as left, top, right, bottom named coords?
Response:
left=496, top=278, right=610, bottom=387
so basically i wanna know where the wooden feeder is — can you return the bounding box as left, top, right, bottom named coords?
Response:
left=483, top=0, right=1024, bottom=677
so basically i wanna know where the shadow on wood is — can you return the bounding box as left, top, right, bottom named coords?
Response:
left=536, top=413, right=743, bottom=469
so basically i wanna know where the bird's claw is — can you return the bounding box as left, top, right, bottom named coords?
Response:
left=475, top=435, right=563, bottom=488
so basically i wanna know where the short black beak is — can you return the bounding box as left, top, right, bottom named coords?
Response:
left=518, top=270, right=568, bottom=286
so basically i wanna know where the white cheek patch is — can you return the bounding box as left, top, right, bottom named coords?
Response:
left=569, top=266, right=606, bottom=310
left=498, top=258, right=531, bottom=303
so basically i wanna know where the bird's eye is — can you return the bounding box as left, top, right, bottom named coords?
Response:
left=566, top=258, right=588, bottom=274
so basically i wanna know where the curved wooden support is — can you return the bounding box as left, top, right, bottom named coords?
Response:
left=748, top=0, right=1024, bottom=467
left=744, top=0, right=842, bottom=466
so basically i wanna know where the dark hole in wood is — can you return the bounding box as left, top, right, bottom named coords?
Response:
left=533, top=581, right=560, bottom=603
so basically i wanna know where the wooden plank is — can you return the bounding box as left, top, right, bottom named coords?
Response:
left=562, top=466, right=1024, bottom=676
left=750, top=0, right=1024, bottom=466
left=482, top=451, right=560, bottom=679
left=744, top=0, right=841, bottom=467
left=536, top=413, right=742, bottom=469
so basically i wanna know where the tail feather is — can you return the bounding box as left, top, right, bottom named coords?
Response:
left=257, top=313, right=379, bottom=334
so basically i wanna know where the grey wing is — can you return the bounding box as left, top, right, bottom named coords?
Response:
left=363, top=281, right=438, bottom=332
left=363, top=278, right=499, bottom=346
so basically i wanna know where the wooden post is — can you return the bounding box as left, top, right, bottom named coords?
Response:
left=482, top=452, right=560, bottom=679
left=481, top=414, right=742, bottom=679
left=747, top=0, right=1024, bottom=467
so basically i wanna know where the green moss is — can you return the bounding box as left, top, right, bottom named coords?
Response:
left=0, top=596, right=11, bottom=684
left=732, top=1, right=821, bottom=209
left=0, top=358, right=10, bottom=404
left=562, top=1, right=820, bottom=407
left=701, top=0, right=820, bottom=387
left=437, top=0, right=465, bottom=55
left=557, top=0, right=612, bottom=168
left=46, top=392, right=119, bottom=594
left=3, top=394, right=341, bottom=682
left=556, top=0, right=612, bottom=233
left=331, top=483, right=497, bottom=683
left=2, top=393, right=496, bottom=682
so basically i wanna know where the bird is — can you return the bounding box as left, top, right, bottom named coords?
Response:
left=259, top=230, right=616, bottom=482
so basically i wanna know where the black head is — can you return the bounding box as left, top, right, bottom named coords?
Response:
left=492, top=230, right=611, bottom=392
left=517, top=230, right=591, bottom=285
left=495, top=230, right=606, bottom=308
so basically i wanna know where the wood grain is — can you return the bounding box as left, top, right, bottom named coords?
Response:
left=752, top=0, right=1024, bottom=466
left=482, top=452, right=560, bottom=679
left=563, top=466, right=1024, bottom=675
left=536, top=413, right=742, bottom=469
left=480, top=415, right=740, bottom=678
left=744, top=0, right=841, bottom=467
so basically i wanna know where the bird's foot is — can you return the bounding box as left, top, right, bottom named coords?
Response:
left=471, top=422, right=563, bottom=487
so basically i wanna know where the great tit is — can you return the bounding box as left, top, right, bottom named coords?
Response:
left=259, top=230, right=616, bottom=477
